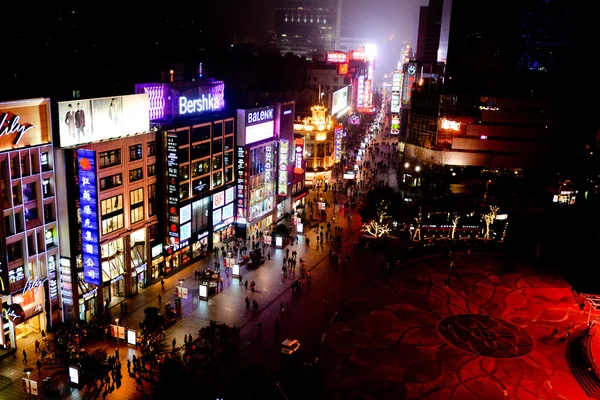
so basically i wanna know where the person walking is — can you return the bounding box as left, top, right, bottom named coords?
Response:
left=161, top=279, right=165, bottom=291
left=158, top=294, right=162, bottom=306
left=35, top=339, right=40, bottom=353
left=22, top=349, right=27, bottom=364
left=172, top=337, right=176, bottom=352
left=245, top=296, right=250, bottom=310
left=239, top=275, right=243, bottom=285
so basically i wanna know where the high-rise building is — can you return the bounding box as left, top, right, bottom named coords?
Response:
left=275, top=0, right=343, bottom=58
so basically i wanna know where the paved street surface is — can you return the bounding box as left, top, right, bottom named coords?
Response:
left=320, top=253, right=596, bottom=400
left=0, top=132, right=394, bottom=399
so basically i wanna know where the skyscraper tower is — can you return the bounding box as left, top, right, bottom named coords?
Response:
left=275, top=0, right=343, bottom=59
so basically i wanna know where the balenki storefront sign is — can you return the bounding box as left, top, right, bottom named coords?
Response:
left=0, top=99, right=51, bottom=151
left=78, top=149, right=101, bottom=286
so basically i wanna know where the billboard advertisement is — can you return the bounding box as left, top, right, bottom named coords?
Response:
left=356, top=75, right=365, bottom=111
left=278, top=140, right=289, bottom=196
left=338, top=63, right=348, bottom=75
left=166, top=134, right=179, bottom=240
left=78, top=149, right=101, bottom=286
left=327, top=51, right=348, bottom=63
left=0, top=98, right=52, bottom=151
left=402, top=63, right=417, bottom=105
left=391, top=115, right=400, bottom=135
left=243, top=106, right=275, bottom=146
left=331, top=86, right=349, bottom=115
left=58, top=94, right=149, bottom=147
left=391, top=70, right=402, bottom=113
left=294, top=138, right=304, bottom=175
left=236, top=146, right=247, bottom=222
left=334, top=125, right=343, bottom=161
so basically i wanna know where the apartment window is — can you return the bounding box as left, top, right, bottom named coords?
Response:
left=101, top=194, right=124, bottom=235
left=129, top=144, right=143, bottom=161
left=180, top=183, right=190, bottom=200
left=129, top=168, right=143, bottom=183
left=99, top=149, right=121, bottom=169
left=179, top=164, right=190, bottom=180
left=212, top=155, right=222, bottom=171
left=41, top=152, right=51, bottom=172
left=191, top=143, right=210, bottom=160
left=192, top=159, right=210, bottom=177
left=191, top=125, right=211, bottom=143
left=224, top=136, right=233, bottom=151
left=148, top=184, right=157, bottom=217
left=130, top=188, right=144, bottom=224
left=213, top=122, right=223, bottom=138
left=213, top=171, right=223, bottom=188
left=225, top=120, right=234, bottom=135
left=147, top=164, right=156, bottom=177
left=224, top=151, right=233, bottom=167
left=100, top=173, right=123, bottom=191
left=212, top=139, right=223, bottom=153
left=147, top=141, right=156, bottom=157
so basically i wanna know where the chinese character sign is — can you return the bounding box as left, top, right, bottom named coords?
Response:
left=278, top=140, right=288, bottom=196
left=78, top=149, right=101, bottom=286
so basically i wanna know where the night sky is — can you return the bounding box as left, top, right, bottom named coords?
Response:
left=1, top=1, right=426, bottom=99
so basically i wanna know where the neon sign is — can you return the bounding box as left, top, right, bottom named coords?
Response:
left=247, top=108, right=274, bottom=124
left=278, top=140, right=288, bottom=196
left=265, top=145, right=273, bottom=184
left=22, top=276, right=48, bottom=296
left=0, top=112, right=34, bottom=145
left=294, top=142, right=304, bottom=174
left=78, top=149, right=101, bottom=286
left=441, top=118, right=461, bottom=131
left=179, top=95, right=223, bottom=115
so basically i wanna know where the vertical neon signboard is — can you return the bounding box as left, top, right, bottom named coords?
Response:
left=78, top=149, right=101, bottom=286
left=278, top=140, right=288, bottom=196
left=236, top=146, right=246, bottom=221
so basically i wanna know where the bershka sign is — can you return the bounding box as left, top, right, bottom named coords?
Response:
left=179, top=95, right=222, bottom=115
left=246, top=106, right=274, bottom=126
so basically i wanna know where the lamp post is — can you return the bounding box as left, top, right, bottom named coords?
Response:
left=115, top=317, right=120, bottom=357
left=24, top=367, right=33, bottom=400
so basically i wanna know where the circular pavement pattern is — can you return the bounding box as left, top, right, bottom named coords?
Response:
left=320, top=253, right=588, bottom=400
left=436, top=313, right=534, bottom=358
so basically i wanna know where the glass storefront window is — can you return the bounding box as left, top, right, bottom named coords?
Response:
left=101, top=238, right=124, bottom=282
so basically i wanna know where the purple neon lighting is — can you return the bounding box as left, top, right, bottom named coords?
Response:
left=144, top=85, right=166, bottom=120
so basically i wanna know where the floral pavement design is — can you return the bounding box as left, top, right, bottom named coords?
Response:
left=320, top=254, right=591, bottom=400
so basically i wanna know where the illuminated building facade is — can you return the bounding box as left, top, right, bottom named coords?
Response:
left=294, top=105, right=335, bottom=187
left=135, top=80, right=236, bottom=277
left=55, top=93, right=158, bottom=322
left=0, top=98, right=60, bottom=355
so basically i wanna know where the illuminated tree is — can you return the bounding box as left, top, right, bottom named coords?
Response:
left=451, top=215, right=460, bottom=239
left=481, top=206, right=499, bottom=239
left=361, top=201, right=392, bottom=237
left=413, top=207, right=422, bottom=241
left=362, top=220, right=391, bottom=237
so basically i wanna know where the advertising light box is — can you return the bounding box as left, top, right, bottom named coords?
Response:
left=222, top=203, right=234, bottom=220
left=180, top=204, right=191, bottom=224
left=58, top=94, right=150, bottom=147
left=78, top=149, right=101, bottom=286
left=0, top=98, right=52, bottom=152
left=213, top=208, right=222, bottom=225
left=213, top=191, right=225, bottom=208
left=245, top=121, right=274, bottom=145
left=225, top=187, right=234, bottom=204
left=331, top=86, right=349, bottom=115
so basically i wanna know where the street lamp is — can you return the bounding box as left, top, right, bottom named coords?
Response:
left=115, top=318, right=120, bottom=353
left=24, top=367, right=33, bottom=400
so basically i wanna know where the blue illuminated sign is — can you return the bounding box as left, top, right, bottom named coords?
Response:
left=78, top=149, right=101, bottom=286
